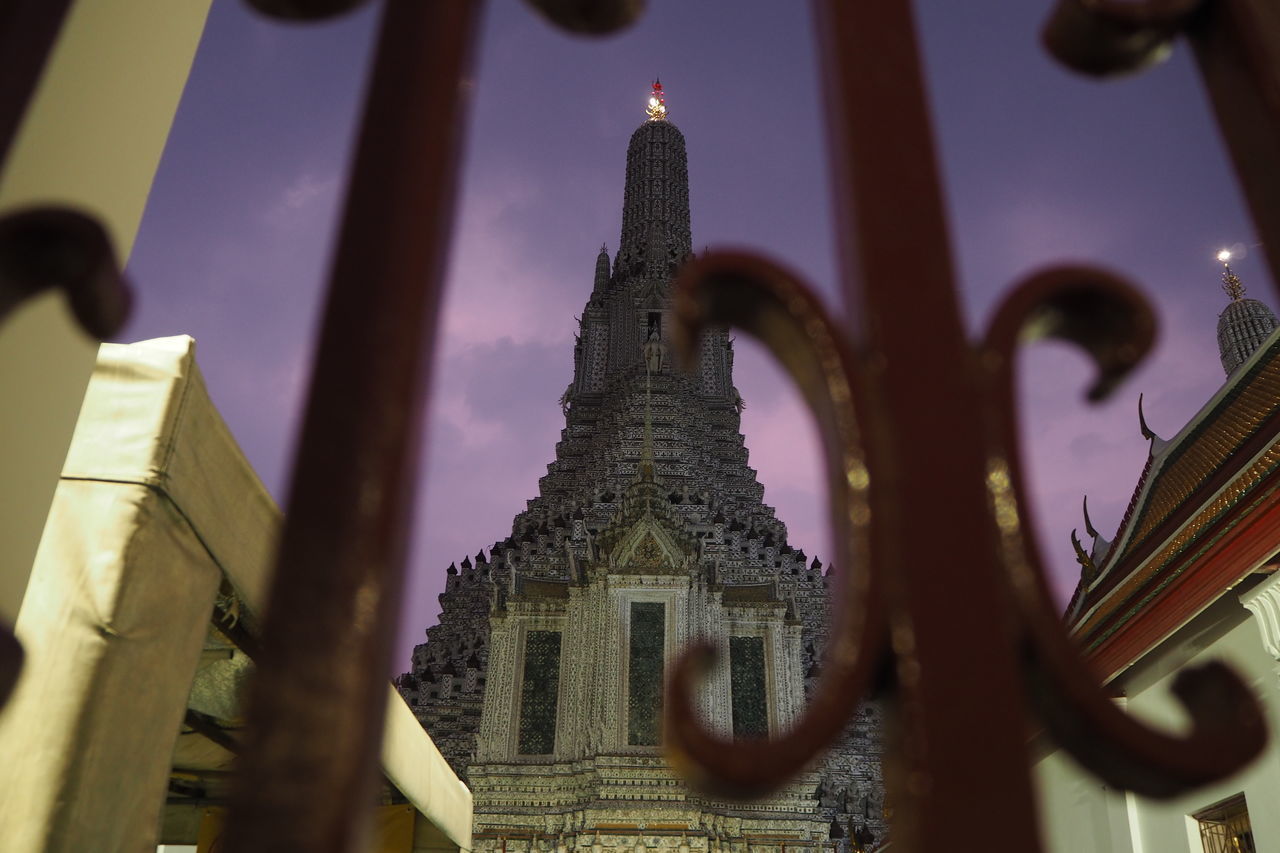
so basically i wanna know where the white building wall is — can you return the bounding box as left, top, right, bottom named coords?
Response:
left=1035, top=574, right=1280, bottom=852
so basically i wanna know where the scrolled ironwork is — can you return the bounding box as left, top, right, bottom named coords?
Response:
left=979, top=266, right=1266, bottom=799
left=0, top=207, right=131, bottom=339
left=1044, top=0, right=1280, bottom=307
left=668, top=251, right=885, bottom=800
left=1042, top=0, right=1201, bottom=75
left=221, top=3, right=483, bottom=852
left=520, top=0, right=646, bottom=35
left=665, top=2, right=1268, bottom=851
left=26, top=0, right=1257, bottom=849
left=245, top=0, right=372, bottom=21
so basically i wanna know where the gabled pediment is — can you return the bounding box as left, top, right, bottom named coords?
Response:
left=613, top=516, right=688, bottom=574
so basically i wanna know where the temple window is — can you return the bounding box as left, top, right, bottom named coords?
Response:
left=628, top=602, right=665, bottom=746
left=516, top=630, right=562, bottom=755
left=730, top=635, right=768, bottom=739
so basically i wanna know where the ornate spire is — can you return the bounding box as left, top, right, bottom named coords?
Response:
left=1215, top=248, right=1279, bottom=375
left=1219, top=249, right=1246, bottom=301
left=645, top=79, right=667, bottom=121
left=617, top=82, right=691, bottom=283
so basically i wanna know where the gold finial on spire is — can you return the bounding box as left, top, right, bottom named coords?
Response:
left=645, top=79, right=667, bottom=121
left=1218, top=248, right=1246, bottom=301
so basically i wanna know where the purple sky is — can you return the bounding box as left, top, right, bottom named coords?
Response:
left=123, top=1, right=1266, bottom=672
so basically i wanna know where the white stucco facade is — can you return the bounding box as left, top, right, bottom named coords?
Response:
left=1034, top=571, right=1280, bottom=852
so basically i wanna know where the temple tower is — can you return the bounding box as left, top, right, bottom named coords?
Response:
left=1217, top=250, right=1278, bottom=375
left=399, top=84, right=885, bottom=853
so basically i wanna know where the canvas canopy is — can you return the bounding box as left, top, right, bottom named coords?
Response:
left=0, top=336, right=471, bottom=852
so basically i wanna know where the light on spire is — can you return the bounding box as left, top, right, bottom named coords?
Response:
left=645, top=79, right=667, bottom=121
left=1218, top=249, right=1246, bottom=301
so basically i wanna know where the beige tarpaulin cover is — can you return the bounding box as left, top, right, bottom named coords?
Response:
left=0, top=336, right=471, bottom=852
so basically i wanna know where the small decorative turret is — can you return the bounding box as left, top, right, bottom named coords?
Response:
left=1215, top=248, right=1278, bottom=375
left=593, top=243, right=610, bottom=295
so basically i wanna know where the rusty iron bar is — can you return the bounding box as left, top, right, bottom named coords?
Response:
left=815, top=2, right=1042, bottom=847
left=220, top=2, right=482, bottom=852
left=666, top=2, right=1267, bottom=851
left=0, top=207, right=130, bottom=339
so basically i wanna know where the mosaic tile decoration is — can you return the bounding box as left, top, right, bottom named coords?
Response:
left=518, top=630, right=562, bottom=754
left=628, top=602, right=666, bottom=746
left=730, top=635, right=768, bottom=739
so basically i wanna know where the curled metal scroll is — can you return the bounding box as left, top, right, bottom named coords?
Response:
left=520, top=0, right=646, bottom=35
left=668, top=251, right=885, bottom=799
left=1042, top=0, right=1201, bottom=75
left=665, top=1, right=1267, bottom=849
left=980, top=266, right=1265, bottom=798
left=0, top=206, right=131, bottom=339
left=223, top=3, right=483, bottom=852
left=1044, top=0, right=1280, bottom=310
left=245, top=0, right=372, bottom=21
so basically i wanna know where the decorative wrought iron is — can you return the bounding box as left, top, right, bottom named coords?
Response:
left=665, top=2, right=1271, bottom=852
left=1044, top=0, right=1280, bottom=294
left=215, top=3, right=484, bottom=852
left=0, top=0, right=1273, bottom=851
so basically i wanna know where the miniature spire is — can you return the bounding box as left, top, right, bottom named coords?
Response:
left=1215, top=247, right=1279, bottom=375
left=592, top=243, right=611, bottom=294
left=645, top=78, right=667, bottom=121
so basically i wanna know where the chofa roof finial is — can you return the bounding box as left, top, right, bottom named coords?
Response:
left=1071, top=529, right=1096, bottom=578
left=1082, top=495, right=1099, bottom=540
left=1137, top=393, right=1156, bottom=442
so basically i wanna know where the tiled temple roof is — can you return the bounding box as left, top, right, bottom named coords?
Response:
left=1068, top=325, right=1280, bottom=645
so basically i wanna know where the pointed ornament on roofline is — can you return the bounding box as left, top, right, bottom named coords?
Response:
left=646, top=78, right=667, bottom=121
left=1137, top=392, right=1157, bottom=442
left=1082, top=494, right=1099, bottom=540
left=1071, top=529, right=1096, bottom=580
